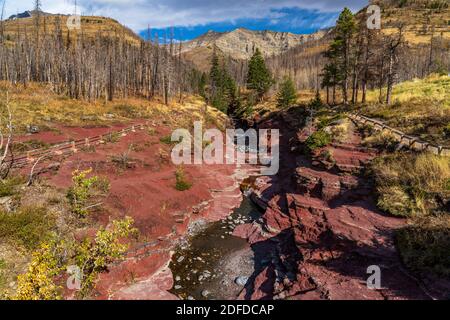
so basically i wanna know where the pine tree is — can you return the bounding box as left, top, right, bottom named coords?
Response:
left=246, top=48, right=273, bottom=100
left=208, top=50, right=237, bottom=113
left=277, top=77, right=297, bottom=108
left=198, top=72, right=207, bottom=99
left=323, top=8, right=356, bottom=105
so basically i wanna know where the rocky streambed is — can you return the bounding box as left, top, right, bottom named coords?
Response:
left=169, top=197, right=263, bottom=300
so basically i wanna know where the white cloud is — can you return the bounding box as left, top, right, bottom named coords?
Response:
left=3, top=0, right=368, bottom=31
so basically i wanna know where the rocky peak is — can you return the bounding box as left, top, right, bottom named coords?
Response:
left=182, top=27, right=326, bottom=61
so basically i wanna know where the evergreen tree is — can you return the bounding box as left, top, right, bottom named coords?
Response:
left=198, top=72, right=207, bottom=99
left=323, top=8, right=356, bottom=105
left=208, top=50, right=237, bottom=113
left=277, top=77, right=297, bottom=108
left=246, top=48, right=273, bottom=100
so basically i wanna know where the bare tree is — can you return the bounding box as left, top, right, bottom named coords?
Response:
left=0, top=0, right=6, bottom=44
left=0, top=90, right=13, bottom=179
left=385, top=25, right=404, bottom=105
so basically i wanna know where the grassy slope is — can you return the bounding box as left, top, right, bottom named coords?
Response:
left=361, top=74, right=450, bottom=145
left=0, top=82, right=228, bottom=134
left=2, top=15, right=141, bottom=45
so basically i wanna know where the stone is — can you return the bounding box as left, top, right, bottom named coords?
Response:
left=26, top=124, right=40, bottom=134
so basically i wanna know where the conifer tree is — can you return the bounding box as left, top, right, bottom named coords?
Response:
left=323, top=8, right=356, bottom=105
left=246, top=48, right=273, bottom=100
left=208, top=50, right=237, bottom=113
left=277, top=77, right=297, bottom=108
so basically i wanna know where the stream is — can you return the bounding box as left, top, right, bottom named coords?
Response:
left=169, top=196, right=263, bottom=300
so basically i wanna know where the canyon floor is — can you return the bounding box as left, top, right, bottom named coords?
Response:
left=3, top=102, right=449, bottom=300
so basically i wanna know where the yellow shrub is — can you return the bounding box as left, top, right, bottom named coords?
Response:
left=13, top=240, right=65, bottom=300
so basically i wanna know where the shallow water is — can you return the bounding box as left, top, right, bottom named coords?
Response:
left=169, top=197, right=262, bottom=300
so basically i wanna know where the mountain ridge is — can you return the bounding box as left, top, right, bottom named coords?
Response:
left=181, top=27, right=329, bottom=72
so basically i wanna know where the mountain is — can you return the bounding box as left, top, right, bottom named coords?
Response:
left=180, top=28, right=327, bottom=72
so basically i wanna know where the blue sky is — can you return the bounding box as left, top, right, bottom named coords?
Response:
left=140, top=7, right=341, bottom=41
left=4, top=0, right=368, bottom=40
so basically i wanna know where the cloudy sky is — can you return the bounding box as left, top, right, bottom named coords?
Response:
left=3, top=0, right=369, bottom=40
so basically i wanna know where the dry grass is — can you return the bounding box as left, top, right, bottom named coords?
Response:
left=0, top=82, right=228, bottom=133
left=3, top=15, right=141, bottom=46
left=371, top=152, right=450, bottom=217
left=362, top=130, right=399, bottom=151
left=362, top=74, right=450, bottom=145
left=381, top=7, right=450, bottom=45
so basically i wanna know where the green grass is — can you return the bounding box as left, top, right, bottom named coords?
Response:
left=0, top=177, right=25, bottom=198
left=0, top=207, right=56, bottom=250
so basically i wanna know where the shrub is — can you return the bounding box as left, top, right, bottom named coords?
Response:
left=12, top=217, right=137, bottom=300
left=104, top=132, right=121, bottom=143
left=329, top=119, right=351, bottom=143
left=13, top=239, right=65, bottom=300
left=74, top=217, right=137, bottom=297
left=0, top=207, right=55, bottom=250
left=67, top=169, right=99, bottom=217
left=396, top=215, right=450, bottom=277
left=111, top=148, right=136, bottom=170
left=362, top=130, right=398, bottom=151
left=305, top=131, right=332, bottom=152
left=308, top=92, right=324, bottom=110
left=277, top=77, right=297, bottom=108
left=371, top=153, right=450, bottom=217
left=175, top=167, right=192, bottom=191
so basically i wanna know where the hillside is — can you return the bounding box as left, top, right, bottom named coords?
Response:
left=267, top=1, right=449, bottom=89
left=181, top=28, right=327, bottom=72
left=1, top=13, right=141, bottom=45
